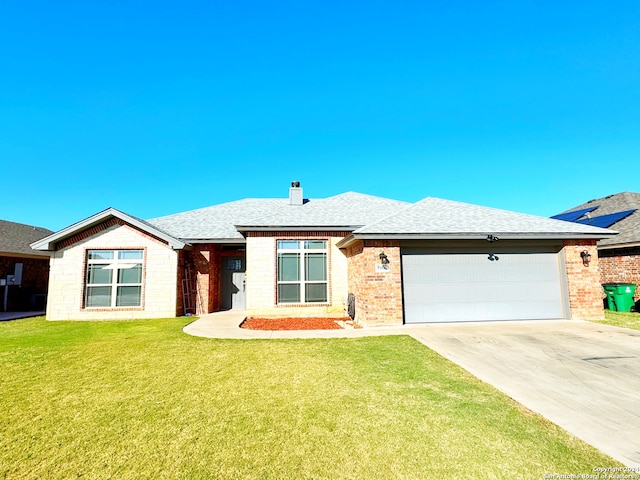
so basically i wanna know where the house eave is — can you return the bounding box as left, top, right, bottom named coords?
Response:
left=0, top=250, right=51, bottom=260
left=182, top=238, right=246, bottom=245
left=598, top=240, right=640, bottom=250
left=338, top=232, right=618, bottom=248
left=235, top=225, right=358, bottom=233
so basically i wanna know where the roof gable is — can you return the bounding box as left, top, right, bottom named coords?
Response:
left=31, top=208, right=187, bottom=251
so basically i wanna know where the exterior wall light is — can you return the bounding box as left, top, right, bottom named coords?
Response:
left=379, top=252, right=389, bottom=264
left=580, top=250, right=592, bottom=266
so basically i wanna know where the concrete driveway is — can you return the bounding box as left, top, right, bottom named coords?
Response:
left=408, top=320, right=640, bottom=467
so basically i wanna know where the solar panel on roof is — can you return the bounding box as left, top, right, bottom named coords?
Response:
left=550, top=206, right=599, bottom=222
left=576, top=209, right=636, bottom=228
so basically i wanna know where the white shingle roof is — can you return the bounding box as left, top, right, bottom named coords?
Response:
left=236, top=192, right=410, bottom=230
left=147, top=193, right=410, bottom=239
left=354, top=197, right=616, bottom=237
left=147, top=198, right=290, bottom=240
left=34, top=191, right=618, bottom=251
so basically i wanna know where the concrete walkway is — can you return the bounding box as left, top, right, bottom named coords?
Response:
left=0, top=311, right=45, bottom=321
left=184, top=312, right=640, bottom=467
left=183, top=310, right=408, bottom=339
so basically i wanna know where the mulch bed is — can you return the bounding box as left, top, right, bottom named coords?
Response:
left=240, top=317, right=350, bottom=330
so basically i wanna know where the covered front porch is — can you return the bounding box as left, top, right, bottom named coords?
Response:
left=178, top=244, right=246, bottom=316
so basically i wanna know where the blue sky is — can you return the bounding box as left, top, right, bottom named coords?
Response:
left=1, top=1, right=638, bottom=231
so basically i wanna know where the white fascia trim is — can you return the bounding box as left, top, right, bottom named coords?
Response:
left=184, top=238, right=246, bottom=244
left=235, top=225, right=360, bottom=232
left=340, top=232, right=618, bottom=245
left=30, top=207, right=188, bottom=251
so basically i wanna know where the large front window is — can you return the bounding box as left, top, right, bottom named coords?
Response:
left=277, top=240, right=327, bottom=303
left=85, top=250, right=144, bottom=308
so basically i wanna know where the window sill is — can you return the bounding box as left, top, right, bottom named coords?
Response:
left=82, top=307, right=144, bottom=312
left=276, top=303, right=330, bottom=308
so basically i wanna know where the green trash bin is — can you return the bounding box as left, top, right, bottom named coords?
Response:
left=603, top=283, right=637, bottom=312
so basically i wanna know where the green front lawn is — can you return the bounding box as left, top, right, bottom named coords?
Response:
left=1, top=317, right=620, bottom=479
left=594, top=309, right=640, bottom=331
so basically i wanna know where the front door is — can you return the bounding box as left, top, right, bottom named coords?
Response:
left=221, top=257, right=246, bottom=310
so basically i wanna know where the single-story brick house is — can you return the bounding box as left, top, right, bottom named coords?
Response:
left=553, top=192, right=639, bottom=306
left=31, top=184, right=615, bottom=325
left=1, top=219, right=52, bottom=312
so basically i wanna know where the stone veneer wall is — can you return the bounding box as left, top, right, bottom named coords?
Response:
left=345, top=240, right=403, bottom=326
left=46, top=223, right=178, bottom=320
left=563, top=239, right=603, bottom=321
left=245, top=232, right=350, bottom=317
left=599, top=253, right=640, bottom=302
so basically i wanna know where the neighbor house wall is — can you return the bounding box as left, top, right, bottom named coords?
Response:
left=599, top=250, right=640, bottom=302
left=0, top=255, right=50, bottom=310
left=46, top=223, right=178, bottom=320
left=245, top=232, right=349, bottom=317
left=345, top=240, right=403, bottom=327
left=563, top=239, right=603, bottom=321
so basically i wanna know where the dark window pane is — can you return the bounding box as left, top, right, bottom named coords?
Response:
left=305, top=253, right=327, bottom=281
left=278, top=253, right=299, bottom=281
left=118, top=264, right=142, bottom=284
left=87, top=265, right=112, bottom=285
left=305, top=283, right=327, bottom=302
left=227, top=259, right=242, bottom=271
left=304, top=240, right=326, bottom=249
left=116, top=286, right=141, bottom=306
left=86, top=286, right=112, bottom=307
left=278, top=284, right=300, bottom=303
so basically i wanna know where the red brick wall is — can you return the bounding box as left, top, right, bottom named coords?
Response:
left=178, top=245, right=222, bottom=315
left=346, top=239, right=608, bottom=325
left=178, top=245, right=252, bottom=315
left=599, top=254, right=640, bottom=301
left=345, top=240, right=403, bottom=326
left=563, top=240, right=603, bottom=320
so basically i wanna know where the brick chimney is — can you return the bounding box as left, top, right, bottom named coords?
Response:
left=289, top=181, right=303, bottom=205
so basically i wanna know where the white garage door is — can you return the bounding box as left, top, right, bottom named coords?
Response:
left=402, top=249, right=567, bottom=323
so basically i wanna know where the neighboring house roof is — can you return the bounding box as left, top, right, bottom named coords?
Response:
left=235, top=192, right=410, bottom=231
left=0, top=220, right=53, bottom=258
left=346, top=197, right=615, bottom=241
left=31, top=208, right=187, bottom=251
left=554, top=192, right=640, bottom=248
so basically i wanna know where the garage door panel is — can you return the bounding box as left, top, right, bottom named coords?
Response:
left=406, top=280, right=561, bottom=303
left=405, top=299, right=563, bottom=323
left=402, top=251, right=566, bottom=323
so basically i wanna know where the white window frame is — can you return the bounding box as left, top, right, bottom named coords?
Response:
left=84, top=249, right=144, bottom=308
left=276, top=240, right=328, bottom=304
